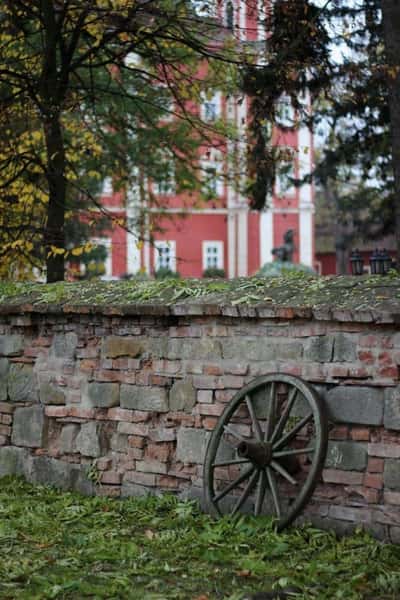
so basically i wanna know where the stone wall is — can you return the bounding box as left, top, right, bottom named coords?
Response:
left=0, top=306, right=400, bottom=541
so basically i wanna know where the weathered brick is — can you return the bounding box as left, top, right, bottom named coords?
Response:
left=100, top=471, right=122, bottom=485
left=197, top=390, right=213, bottom=404
left=127, top=435, right=146, bottom=449
left=96, top=457, right=112, bottom=470
left=145, top=443, right=170, bottom=462
left=0, top=402, right=14, bottom=414
left=194, top=403, right=225, bottom=416
left=367, top=457, right=384, bottom=472
left=192, top=376, right=224, bottom=389
left=117, top=422, right=149, bottom=436
left=0, top=414, right=12, bottom=425
left=368, top=443, right=400, bottom=458
left=322, top=469, right=363, bottom=485
left=350, top=427, right=370, bottom=441
left=39, top=380, right=66, bottom=405
left=124, top=471, right=157, bottom=486
left=329, top=505, right=372, bottom=524
left=384, top=490, right=400, bottom=505
left=0, top=425, right=11, bottom=436
left=136, top=459, right=168, bottom=474
left=120, top=385, right=168, bottom=412
left=45, top=406, right=69, bottom=418
left=364, top=473, right=383, bottom=489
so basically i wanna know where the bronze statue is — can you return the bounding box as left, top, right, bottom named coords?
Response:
left=271, top=229, right=295, bottom=262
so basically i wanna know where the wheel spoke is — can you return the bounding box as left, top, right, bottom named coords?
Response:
left=231, top=468, right=259, bottom=515
left=245, top=394, right=263, bottom=441
left=270, top=459, right=298, bottom=486
left=270, top=387, right=298, bottom=445
left=273, top=412, right=313, bottom=451
left=212, top=465, right=254, bottom=503
left=223, top=424, right=246, bottom=442
left=265, top=382, right=276, bottom=441
left=212, top=458, right=250, bottom=468
left=273, top=446, right=315, bottom=458
left=255, top=468, right=267, bottom=516
left=266, top=466, right=281, bottom=518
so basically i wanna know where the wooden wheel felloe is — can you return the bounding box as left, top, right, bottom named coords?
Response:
left=203, top=373, right=328, bottom=530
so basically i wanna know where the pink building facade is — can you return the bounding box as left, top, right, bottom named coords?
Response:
left=95, top=1, right=315, bottom=279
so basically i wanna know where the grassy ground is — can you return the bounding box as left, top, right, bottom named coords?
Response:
left=0, top=477, right=399, bottom=600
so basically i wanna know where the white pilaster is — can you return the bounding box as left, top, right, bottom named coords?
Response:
left=227, top=212, right=236, bottom=278
left=299, top=207, right=313, bottom=267
left=260, top=207, right=274, bottom=266
left=237, top=209, right=248, bottom=276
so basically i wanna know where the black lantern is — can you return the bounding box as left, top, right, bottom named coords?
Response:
left=381, top=248, right=393, bottom=275
left=370, top=248, right=382, bottom=275
left=350, top=249, right=364, bottom=275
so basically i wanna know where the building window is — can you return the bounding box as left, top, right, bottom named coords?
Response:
left=276, top=95, right=295, bottom=128
left=154, top=241, right=176, bottom=272
left=201, top=91, right=221, bottom=121
left=154, top=169, right=175, bottom=195
left=202, top=149, right=224, bottom=197
left=203, top=241, right=224, bottom=270
left=275, top=162, right=296, bottom=197
left=226, top=1, right=234, bottom=29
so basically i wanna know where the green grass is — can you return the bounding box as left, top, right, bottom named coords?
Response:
left=0, top=477, right=400, bottom=600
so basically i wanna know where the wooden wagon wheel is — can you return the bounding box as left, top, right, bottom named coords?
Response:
left=203, top=373, right=328, bottom=530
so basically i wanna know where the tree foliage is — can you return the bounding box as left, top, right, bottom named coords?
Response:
left=0, top=0, right=239, bottom=281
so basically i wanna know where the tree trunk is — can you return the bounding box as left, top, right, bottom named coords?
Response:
left=382, top=1, right=400, bottom=268
left=43, top=114, right=66, bottom=283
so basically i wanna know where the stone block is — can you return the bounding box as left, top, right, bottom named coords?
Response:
left=75, top=422, right=102, bottom=457
left=325, top=441, right=368, bottom=471
left=0, top=359, right=9, bottom=401
left=168, top=338, right=221, bottom=360
left=121, top=481, right=155, bottom=497
left=323, top=386, right=383, bottom=425
left=384, top=459, right=400, bottom=491
left=50, top=333, right=78, bottom=359
left=39, top=381, right=66, bottom=405
left=120, top=385, right=168, bottom=412
left=102, top=336, right=144, bottom=358
left=28, top=456, right=95, bottom=495
left=0, top=335, right=23, bottom=357
left=59, top=424, right=79, bottom=454
left=0, top=446, right=31, bottom=477
left=304, top=336, right=333, bottom=363
left=384, top=386, right=400, bottom=431
left=8, top=364, right=38, bottom=403
left=88, top=382, right=119, bottom=408
left=12, top=406, right=47, bottom=448
left=333, top=333, right=357, bottom=362
left=169, top=378, right=196, bottom=413
left=176, top=427, right=210, bottom=464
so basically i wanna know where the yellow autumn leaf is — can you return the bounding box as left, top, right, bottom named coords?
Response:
left=71, top=247, right=84, bottom=256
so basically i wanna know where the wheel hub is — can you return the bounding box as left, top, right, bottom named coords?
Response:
left=237, top=440, right=273, bottom=468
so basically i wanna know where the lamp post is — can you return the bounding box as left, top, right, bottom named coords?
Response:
left=350, top=249, right=364, bottom=275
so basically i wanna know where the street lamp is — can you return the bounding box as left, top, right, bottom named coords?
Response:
left=369, top=249, right=382, bottom=275
left=350, top=249, right=364, bottom=276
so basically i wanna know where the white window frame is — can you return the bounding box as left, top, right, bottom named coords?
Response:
left=201, top=91, right=221, bottom=122
left=203, top=241, right=224, bottom=270
left=154, top=240, right=176, bottom=272
left=153, top=168, right=175, bottom=195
